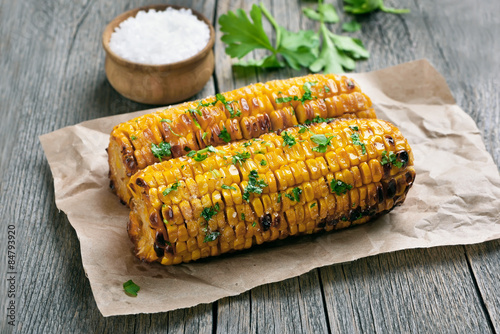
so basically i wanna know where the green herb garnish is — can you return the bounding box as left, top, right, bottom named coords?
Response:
left=216, top=93, right=241, bottom=118
left=232, top=151, right=251, bottom=166
left=282, top=131, right=297, bottom=147
left=311, top=134, right=335, bottom=153
left=252, top=222, right=257, bottom=227
left=243, top=141, right=252, bottom=147
left=277, top=193, right=282, bottom=203
left=162, top=181, right=180, bottom=196
left=202, top=132, right=208, bottom=140
left=310, top=202, right=316, bottom=208
left=350, top=132, right=366, bottom=154
left=243, top=170, right=268, bottom=202
left=201, top=203, right=220, bottom=222
left=276, top=96, right=295, bottom=104
left=380, top=150, right=403, bottom=168
left=219, top=126, right=231, bottom=143
left=222, top=184, right=237, bottom=191
left=324, top=85, right=331, bottom=93
left=130, top=135, right=137, bottom=140
left=260, top=159, right=267, bottom=166
left=203, top=231, right=221, bottom=243
left=151, top=142, right=171, bottom=161
left=298, top=125, right=310, bottom=134
left=285, top=187, right=302, bottom=202
left=160, top=119, right=172, bottom=123
left=330, top=179, right=353, bottom=195
left=241, top=213, right=246, bottom=221
left=123, top=280, right=140, bottom=297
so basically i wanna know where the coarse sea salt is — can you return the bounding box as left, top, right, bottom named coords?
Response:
left=109, top=8, right=210, bottom=65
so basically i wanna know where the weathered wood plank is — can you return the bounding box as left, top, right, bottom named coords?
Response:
left=321, top=247, right=493, bottom=333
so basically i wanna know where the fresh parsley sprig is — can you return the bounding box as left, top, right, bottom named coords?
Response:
left=343, top=0, right=409, bottom=15
left=243, top=170, right=268, bottom=202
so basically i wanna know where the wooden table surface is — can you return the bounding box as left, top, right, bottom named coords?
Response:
left=1, top=0, right=499, bottom=333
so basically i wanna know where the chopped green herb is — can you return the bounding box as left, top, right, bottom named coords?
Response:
left=311, top=134, right=335, bottom=153
left=163, top=219, right=168, bottom=225
left=310, top=202, right=317, bottom=208
left=162, top=181, right=180, bottom=196
left=241, top=213, right=246, bottom=221
left=282, top=131, right=297, bottom=147
left=324, top=85, right=331, bottom=93
left=232, top=151, right=251, bottom=166
left=243, top=170, right=268, bottom=202
left=202, top=132, right=208, bottom=140
left=123, top=280, right=140, bottom=297
left=341, top=216, right=348, bottom=221
left=130, top=135, right=137, bottom=140
left=252, top=222, right=257, bottom=227
left=297, top=124, right=311, bottom=134
left=349, top=125, right=359, bottom=131
left=181, top=165, right=185, bottom=169
left=187, top=146, right=219, bottom=162
left=380, top=150, right=403, bottom=168
left=203, top=231, right=221, bottom=243
left=350, top=132, right=366, bottom=154
left=222, top=184, right=237, bottom=191
left=188, top=108, right=202, bottom=116
left=151, top=142, right=172, bottom=161
left=201, top=203, right=220, bottom=222
left=218, top=126, right=231, bottom=143
left=184, top=146, right=192, bottom=152
left=301, top=81, right=317, bottom=102
left=285, top=187, right=302, bottom=202
left=330, top=179, right=353, bottom=195
left=160, top=119, right=172, bottom=123
left=304, top=115, right=336, bottom=125
left=260, top=159, right=267, bottom=166
left=255, top=150, right=265, bottom=154
left=243, top=141, right=252, bottom=147
left=216, top=93, right=241, bottom=118
left=278, top=193, right=282, bottom=203
left=276, top=96, right=295, bottom=104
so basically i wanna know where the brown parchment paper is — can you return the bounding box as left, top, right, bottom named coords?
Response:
left=40, top=59, right=500, bottom=317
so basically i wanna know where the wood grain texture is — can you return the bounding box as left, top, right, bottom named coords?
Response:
left=0, top=0, right=498, bottom=333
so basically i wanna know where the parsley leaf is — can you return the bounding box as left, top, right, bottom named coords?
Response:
left=380, top=150, right=403, bottom=168
left=222, top=184, right=237, bottom=191
left=162, top=181, right=180, bottom=196
left=330, top=179, right=353, bottom=195
left=342, top=20, right=361, bottom=32
left=219, top=126, right=231, bottom=143
left=232, top=151, right=251, bottom=166
left=243, top=170, right=268, bottom=202
left=187, top=145, right=220, bottom=162
left=285, top=187, right=302, bottom=202
left=151, top=142, right=171, bottom=161
left=219, top=4, right=318, bottom=70
left=311, top=134, right=335, bottom=153
left=241, top=213, right=246, bottom=220
left=302, top=3, right=339, bottom=23
left=130, top=135, right=137, bottom=140
left=123, top=280, right=140, bottom=297
left=275, top=96, right=295, bottom=104
left=203, top=231, right=221, bottom=243
left=201, top=203, right=220, bottom=222
left=343, top=0, right=410, bottom=15
left=260, top=159, right=267, bottom=166
left=310, top=202, right=317, bottom=208
left=297, top=125, right=310, bottom=133
left=350, top=132, right=367, bottom=154
left=282, top=131, right=297, bottom=147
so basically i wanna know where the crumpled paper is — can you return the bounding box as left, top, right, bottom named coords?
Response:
left=40, top=59, right=500, bottom=317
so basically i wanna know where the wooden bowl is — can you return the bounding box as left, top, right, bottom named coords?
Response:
left=102, top=4, right=215, bottom=105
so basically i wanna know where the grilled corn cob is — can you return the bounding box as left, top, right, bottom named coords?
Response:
left=127, top=118, right=415, bottom=265
left=109, top=74, right=375, bottom=205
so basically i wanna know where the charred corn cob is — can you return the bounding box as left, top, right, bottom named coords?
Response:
left=127, top=118, right=415, bottom=265
left=109, top=74, right=375, bottom=205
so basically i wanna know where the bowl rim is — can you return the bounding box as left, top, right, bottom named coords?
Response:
left=102, top=4, right=215, bottom=70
